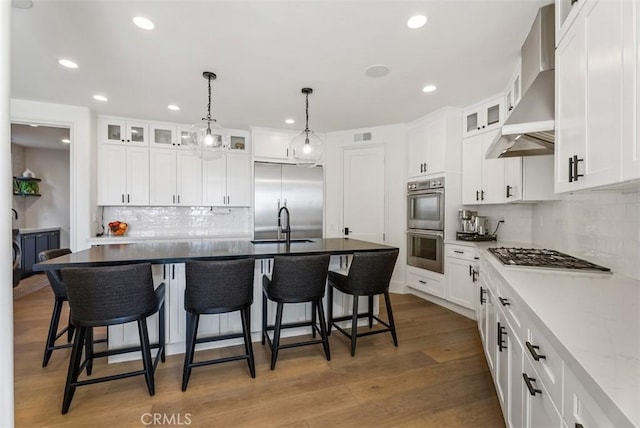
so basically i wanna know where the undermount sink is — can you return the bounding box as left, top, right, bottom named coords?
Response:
left=251, top=239, right=315, bottom=244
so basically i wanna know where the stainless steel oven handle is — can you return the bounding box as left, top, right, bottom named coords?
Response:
left=407, top=230, right=444, bottom=239
left=407, top=189, right=444, bottom=196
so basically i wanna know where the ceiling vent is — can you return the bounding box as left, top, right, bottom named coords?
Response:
left=353, top=132, right=372, bottom=142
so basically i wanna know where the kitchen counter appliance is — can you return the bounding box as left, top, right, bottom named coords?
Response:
left=488, top=247, right=611, bottom=273
left=456, top=209, right=497, bottom=242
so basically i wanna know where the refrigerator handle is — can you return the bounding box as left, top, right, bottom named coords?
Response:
left=283, top=199, right=287, bottom=207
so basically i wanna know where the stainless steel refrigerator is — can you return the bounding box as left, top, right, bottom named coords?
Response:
left=254, top=162, right=323, bottom=240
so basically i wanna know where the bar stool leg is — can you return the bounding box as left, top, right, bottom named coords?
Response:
left=316, top=298, right=331, bottom=361
left=159, top=301, right=166, bottom=362
left=182, top=312, right=198, bottom=391
left=240, top=307, right=256, bottom=378
left=368, top=295, right=374, bottom=328
left=350, top=295, right=359, bottom=357
left=311, top=301, right=317, bottom=338
left=67, top=313, right=75, bottom=343
left=43, top=298, right=64, bottom=367
left=261, top=293, right=267, bottom=345
left=327, top=285, right=334, bottom=336
left=270, top=302, right=284, bottom=370
left=62, top=326, right=86, bottom=414
left=85, top=328, right=94, bottom=376
left=137, top=319, right=155, bottom=396
left=384, top=292, right=398, bottom=347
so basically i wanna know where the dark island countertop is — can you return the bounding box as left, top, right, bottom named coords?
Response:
left=33, top=238, right=397, bottom=271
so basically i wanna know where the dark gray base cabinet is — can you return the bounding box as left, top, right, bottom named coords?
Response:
left=20, top=230, right=60, bottom=279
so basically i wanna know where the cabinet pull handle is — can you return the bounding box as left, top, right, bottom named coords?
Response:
left=163, top=264, right=166, bottom=280
left=454, top=250, right=464, bottom=254
left=469, top=265, right=473, bottom=276
left=476, top=190, right=479, bottom=201
left=497, top=322, right=507, bottom=352
left=121, top=194, right=125, bottom=203
left=525, top=341, right=547, bottom=361
left=418, top=280, right=427, bottom=284
left=177, top=195, right=180, bottom=204
left=472, top=269, right=478, bottom=283
left=227, top=195, right=230, bottom=205
left=506, top=185, right=512, bottom=198
left=573, top=155, right=584, bottom=181
left=127, top=194, right=130, bottom=203
left=172, top=195, right=176, bottom=204
left=420, top=163, right=423, bottom=173
left=260, top=260, right=263, bottom=274
left=172, top=264, right=175, bottom=280
left=268, top=259, right=271, bottom=272
left=479, top=286, right=486, bottom=304
left=499, top=297, right=510, bottom=306
left=568, top=156, right=574, bottom=182
left=286, top=148, right=289, bottom=157
left=481, top=190, right=485, bottom=201
left=522, top=373, right=542, bottom=396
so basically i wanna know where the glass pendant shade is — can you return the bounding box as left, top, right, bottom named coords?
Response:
left=290, top=87, right=323, bottom=167
left=188, top=71, right=228, bottom=161
left=188, top=119, right=227, bottom=161
left=290, top=129, right=323, bottom=167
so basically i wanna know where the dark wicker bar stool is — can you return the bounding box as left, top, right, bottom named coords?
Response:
left=182, top=258, right=256, bottom=391
left=59, top=263, right=165, bottom=414
left=38, top=249, right=75, bottom=367
left=327, top=249, right=399, bottom=356
left=262, top=254, right=331, bottom=370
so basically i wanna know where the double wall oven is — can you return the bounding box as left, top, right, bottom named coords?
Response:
left=407, top=177, right=445, bottom=274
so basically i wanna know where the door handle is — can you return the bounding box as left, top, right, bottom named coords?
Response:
left=506, top=185, right=512, bottom=198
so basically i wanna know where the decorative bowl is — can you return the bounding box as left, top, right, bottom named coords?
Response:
left=108, top=221, right=128, bottom=236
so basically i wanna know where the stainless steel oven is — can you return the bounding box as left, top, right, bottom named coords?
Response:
left=407, top=229, right=444, bottom=273
left=407, top=178, right=445, bottom=231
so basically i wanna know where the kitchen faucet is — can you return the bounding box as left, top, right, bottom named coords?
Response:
left=277, top=206, right=291, bottom=246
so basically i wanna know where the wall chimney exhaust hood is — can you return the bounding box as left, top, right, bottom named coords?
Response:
left=486, top=4, right=555, bottom=159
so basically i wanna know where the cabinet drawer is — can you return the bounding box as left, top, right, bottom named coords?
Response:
left=564, top=368, right=617, bottom=428
left=492, top=273, right=527, bottom=343
left=407, top=271, right=444, bottom=297
left=446, top=245, right=479, bottom=261
left=526, top=324, right=564, bottom=408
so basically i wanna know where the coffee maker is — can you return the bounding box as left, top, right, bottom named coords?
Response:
left=457, top=209, right=496, bottom=241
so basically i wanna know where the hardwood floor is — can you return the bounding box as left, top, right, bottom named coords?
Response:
left=13, top=288, right=504, bottom=427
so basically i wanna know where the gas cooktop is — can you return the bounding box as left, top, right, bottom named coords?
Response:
left=488, top=247, right=611, bottom=273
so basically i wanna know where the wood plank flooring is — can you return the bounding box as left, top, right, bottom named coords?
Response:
left=13, top=287, right=504, bottom=427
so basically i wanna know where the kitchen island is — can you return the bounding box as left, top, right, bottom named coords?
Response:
left=34, top=238, right=398, bottom=361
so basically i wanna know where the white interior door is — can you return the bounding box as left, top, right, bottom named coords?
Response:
left=342, top=146, right=385, bottom=243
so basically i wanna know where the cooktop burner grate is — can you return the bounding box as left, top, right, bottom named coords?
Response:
left=488, top=247, right=611, bottom=272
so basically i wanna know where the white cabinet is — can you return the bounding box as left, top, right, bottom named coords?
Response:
left=98, top=117, right=148, bottom=146
left=624, top=1, right=640, bottom=182
left=556, top=0, right=635, bottom=192
left=556, top=0, right=587, bottom=47
left=406, top=266, right=445, bottom=298
left=149, top=149, right=202, bottom=206
left=445, top=244, right=479, bottom=310
left=522, top=356, right=563, bottom=428
left=462, top=130, right=505, bottom=204
left=504, top=156, right=556, bottom=202
left=97, top=144, right=149, bottom=206
left=202, top=152, right=251, bottom=207
left=252, top=127, right=296, bottom=161
left=407, top=108, right=462, bottom=178
left=505, top=60, right=522, bottom=119
left=463, top=95, right=504, bottom=138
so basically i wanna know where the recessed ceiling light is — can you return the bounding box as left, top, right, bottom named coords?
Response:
left=61, top=139, right=71, bottom=144
left=58, top=59, right=78, bottom=69
left=285, top=119, right=295, bottom=124
left=168, top=104, right=180, bottom=111
left=93, top=94, right=108, bottom=102
left=407, top=15, right=427, bottom=29
left=29, top=124, right=39, bottom=127
left=422, top=85, right=437, bottom=93
left=365, top=64, right=390, bottom=78
left=133, top=16, right=154, bottom=30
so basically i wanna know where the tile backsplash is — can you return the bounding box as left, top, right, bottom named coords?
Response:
left=475, top=204, right=534, bottom=243
left=100, top=206, right=252, bottom=237
left=532, top=190, right=640, bottom=280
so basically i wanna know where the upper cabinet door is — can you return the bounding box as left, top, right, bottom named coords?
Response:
left=175, top=125, right=192, bottom=150
left=462, top=95, right=504, bottom=138
left=176, top=151, right=202, bottom=206
left=226, top=153, right=251, bottom=207
left=149, top=149, right=177, bottom=206
left=149, top=123, right=177, bottom=148
left=202, top=156, right=226, bottom=206
left=252, top=128, right=293, bottom=160
left=98, top=118, right=148, bottom=146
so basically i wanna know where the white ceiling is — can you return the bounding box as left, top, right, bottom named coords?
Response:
left=11, top=123, right=70, bottom=150
left=10, top=0, right=551, bottom=133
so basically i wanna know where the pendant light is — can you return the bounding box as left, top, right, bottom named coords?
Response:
left=188, top=71, right=228, bottom=160
left=290, top=87, right=323, bottom=167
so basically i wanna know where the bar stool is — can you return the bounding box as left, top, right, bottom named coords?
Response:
left=60, top=263, right=165, bottom=414
left=262, top=254, right=331, bottom=370
left=38, top=249, right=75, bottom=367
left=327, top=249, right=399, bottom=356
left=182, top=258, right=256, bottom=391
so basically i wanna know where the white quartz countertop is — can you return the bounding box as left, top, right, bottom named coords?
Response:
left=18, top=227, right=61, bottom=234
left=86, top=232, right=252, bottom=245
left=476, top=241, right=639, bottom=427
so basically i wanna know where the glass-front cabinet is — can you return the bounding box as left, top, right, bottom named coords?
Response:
left=98, top=118, right=148, bottom=146
left=462, top=95, right=504, bottom=138
left=149, top=123, right=177, bottom=148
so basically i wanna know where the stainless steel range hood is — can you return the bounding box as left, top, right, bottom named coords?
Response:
left=486, top=4, right=555, bottom=159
